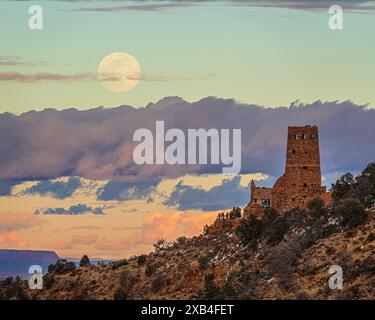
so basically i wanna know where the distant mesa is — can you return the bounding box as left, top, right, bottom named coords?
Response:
left=0, top=249, right=59, bottom=280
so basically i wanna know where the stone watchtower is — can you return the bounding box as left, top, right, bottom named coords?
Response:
left=271, top=125, right=329, bottom=212
left=245, top=125, right=331, bottom=216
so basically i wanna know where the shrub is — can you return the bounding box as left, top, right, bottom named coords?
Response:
left=307, top=197, right=327, bottom=219
left=119, top=271, right=140, bottom=292
left=246, top=239, right=258, bottom=252
left=326, top=246, right=336, bottom=255
left=366, top=232, right=375, bottom=243
left=114, top=288, right=128, bottom=300
left=111, top=259, right=128, bottom=270
left=151, top=277, right=164, bottom=293
left=221, top=281, right=235, bottom=298
left=0, top=277, right=28, bottom=300
left=331, top=164, right=375, bottom=208
left=331, top=173, right=355, bottom=203
left=359, top=257, right=375, bottom=275
left=335, top=198, right=368, bottom=227
left=48, top=259, right=76, bottom=275
left=43, top=275, right=55, bottom=290
left=79, top=255, right=91, bottom=267
left=203, top=225, right=209, bottom=235
left=236, top=215, right=265, bottom=245
left=198, top=256, right=208, bottom=271
left=153, top=239, right=166, bottom=251
left=299, top=234, right=315, bottom=250
left=176, top=236, right=187, bottom=245
left=285, top=208, right=305, bottom=227
left=203, top=273, right=221, bottom=300
left=263, top=207, right=278, bottom=223
left=307, top=197, right=325, bottom=211
left=266, top=215, right=289, bottom=245
left=265, top=238, right=302, bottom=290
left=145, top=264, right=156, bottom=277
left=137, top=255, right=147, bottom=266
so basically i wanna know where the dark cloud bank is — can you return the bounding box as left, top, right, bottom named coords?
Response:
left=0, top=97, right=374, bottom=210
left=34, top=204, right=105, bottom=216
left=24, top=177, right=81, bottom=199
left=165, top=176, right=249, bottom=211
left=1, top=97, right=374, bottom=181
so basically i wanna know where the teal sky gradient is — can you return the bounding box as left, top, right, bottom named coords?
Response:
left=0, top=1, right=374, bottom=113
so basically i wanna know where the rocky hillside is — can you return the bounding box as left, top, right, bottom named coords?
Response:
left=1, top=164, right=374, bottom=300
left=1, top=206, right=373, bottom=300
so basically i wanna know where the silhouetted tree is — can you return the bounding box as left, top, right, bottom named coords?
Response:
left=335, top=198, right=368, bottom=227
left=236, top=215, right=265, bottom=245
left=48, top=259, right=76, bottom=274
left=331, top=173, right=355, bottom=203
left=79, top=255, right=91, bottom=267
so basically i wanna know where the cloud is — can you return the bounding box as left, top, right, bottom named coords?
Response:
left=97, top=178, right=160, bottom=201
left=0, top=70, right=216, bottom=84
left=0, top=56, right=47, bottom=67
left=0, top=232, right=27, bottom=249
left=95, top=210, right=217, bottom=252
left=131, top=73, right=217, bottom=82
left=75, top=2, right=195, bottom=12
left=24, top=177, right=82, bottom=199
left=47, top=239, right=74, bottom=250
left=47, top=234, right=98, bottom=250
left=0, top=181, right=22, bottom=196
left=0, top=98, right=374, bottom=188
left=0, top=72, right=115, bottom=83
left=35, top=204, right=105, bottom=215
left=232, top=0, right=375, bottom=12
left=0, top=213, right=41, bottom=233
left=70, top=234, right=98, bottom=245
left=59, top=1, right=375, bottom=13
left=66, top=225, right=102, bottom=231
left=164, top=175, right=248, bottom=210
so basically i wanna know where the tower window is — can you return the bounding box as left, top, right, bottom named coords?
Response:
left=292, top=149, right=296, bottom=154
left=310, top=134, right=315, bottom=139
left=262, top=199, right=270, bottom=207
left=303, top=183, right=308, bottom=187
left=303, top=166, right=307, bottom=169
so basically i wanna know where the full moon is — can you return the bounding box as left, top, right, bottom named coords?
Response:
left=97, top=52, right=141, bottom=93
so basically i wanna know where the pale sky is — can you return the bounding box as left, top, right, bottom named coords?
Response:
left=0, top=0, right=374, bottom=114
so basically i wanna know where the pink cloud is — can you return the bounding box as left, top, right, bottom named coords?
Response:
left=0, top=232, right=27, bottom=249
left=95, top=210, right=217, bottom=253
left=0, top=213, right=41, bottom=233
